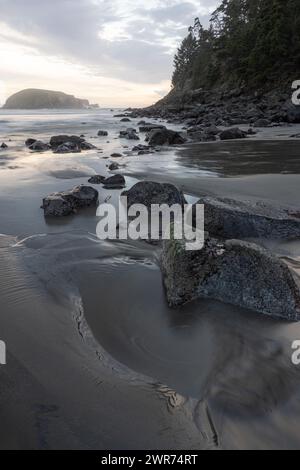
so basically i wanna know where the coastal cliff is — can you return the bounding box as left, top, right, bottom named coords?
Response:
left=142, top=0, right=300, bottom=125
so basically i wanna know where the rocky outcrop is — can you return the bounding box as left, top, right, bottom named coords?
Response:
left=122, top=181, right=186, bottom=209
left=161, top=235, right=300, bottom=320
left=98, top=130, right=108, bottom=136
left=42, top=185, right=98, bottom=217
left=147, top=129, right=186, bottom=146
left=195, top=196, right=300, bottom=240
left=0, top=143, right=8, bottom=149
left=3, top=89, right=89, bottom=109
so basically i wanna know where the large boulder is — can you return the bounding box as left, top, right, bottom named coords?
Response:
left=195, top=196, right=300, bottom=240
left=122, top=181, right=186, bottom=209
left=103, top=175, right=126, bottom=189
left=42, top=185, right=98, bottom=217
left=219, top=128, right=247, bottom=140
left=98, top=130, right=108, bottom=136
left=1, top=143, right=8, bottom=149
left=161, top=236, right=300, bottom=320
left=148, top=129, right=186, bottom=146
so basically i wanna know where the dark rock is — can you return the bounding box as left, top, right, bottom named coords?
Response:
left=0, top=143, right=8, bottom=149
left=54, top=142, right=81, bottom=153
left=29, top=140, right=50, bottom=151
left=161, top=235, right=300, bottom=320
left=80, top=141, right=96, bottom=150
left=98, top=130, right=108, bottom=136
left=108, top=162, right=120, bottom=171
left=219, top=128, right=247, bottom=140
left=50, top=135, right=84, bottom=149
left=148, top=129, right=186, bottom=146
left=195, top=196, right=300, bottom=239
left=286, top=103, right=300, bottom=123
left=253, top=118, right=271, bottom=127
left=122, top=181, right=186, bottom=209
left=25, top=138, right=37, bottom=147
left=110, top=153, right=123, bottom=158
left=139, top=124, right=166, bottom=132
left=103, top=174, right=126, bottom=189
left=120, top=118, right=131, bottom=122
left=42, top=185, right=98, bottom=217
left=119, top=129, right=140, bottom=140
left=88, top=175, right=106, bottom=184
left=189, top=131, right=216, bottom=142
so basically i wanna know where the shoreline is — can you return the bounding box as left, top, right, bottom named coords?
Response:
left=0, top=109, right=300, bottom=449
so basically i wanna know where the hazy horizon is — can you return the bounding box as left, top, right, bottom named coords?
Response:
left=0, top=0, right=217, bottom=108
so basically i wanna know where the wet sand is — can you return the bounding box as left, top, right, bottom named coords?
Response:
left=1, top=110, right=300, bottom=449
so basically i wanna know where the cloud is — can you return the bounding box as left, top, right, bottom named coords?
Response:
left=0, top=0, right=218, bottom=106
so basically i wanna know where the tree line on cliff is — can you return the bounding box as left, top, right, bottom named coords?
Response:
left=172, top=0, right=300, bottom=91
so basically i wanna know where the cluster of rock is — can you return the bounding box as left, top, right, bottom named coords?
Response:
left=127, top=88, right=300, bottom=130
left=117, top=180, right=300, bottom=320
left=25, top=135, right=96, bottom=153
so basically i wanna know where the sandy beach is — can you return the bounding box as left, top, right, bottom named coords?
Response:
left=0, top=109, right=300, bottom=449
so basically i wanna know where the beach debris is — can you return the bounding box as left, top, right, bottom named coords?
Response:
left=42, top=185, right=98, bottom=217
left=161, top=235, right=300, bottom=320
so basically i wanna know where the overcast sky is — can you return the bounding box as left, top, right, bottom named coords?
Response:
left=0, top=0, right=217, bottom=107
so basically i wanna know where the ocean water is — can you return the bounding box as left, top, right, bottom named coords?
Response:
left=0, top=109, right=300, bottom=449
